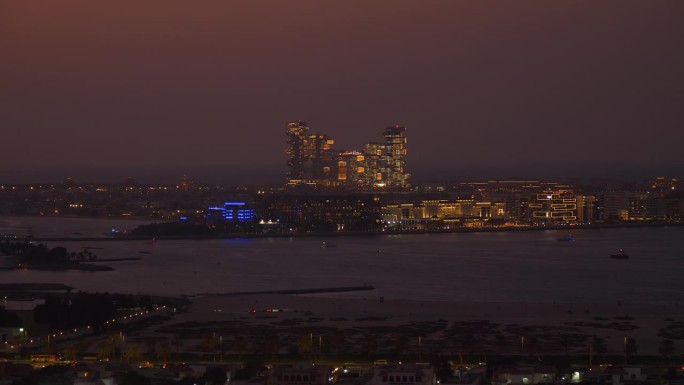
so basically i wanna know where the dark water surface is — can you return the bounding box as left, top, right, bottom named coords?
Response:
left=1, top=216, right=682, bottom=303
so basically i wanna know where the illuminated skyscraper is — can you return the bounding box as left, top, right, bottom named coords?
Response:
left=528, top=189, right=577, bottom=224
left=307, top=133, right=334, bottom=182
left=381, top=126, right=410, bottom=189
left=286, top=120, right=310, bottom=183
left=285, top=121, right=410, bottom=190
left=363, top=142, right=385, bottom=187
left=335, top=151, right=365, bottom=186
left=286, top=121, right=334, bottom=185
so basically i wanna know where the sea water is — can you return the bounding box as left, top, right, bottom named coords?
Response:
left=0, top=216, right=683, bottom=304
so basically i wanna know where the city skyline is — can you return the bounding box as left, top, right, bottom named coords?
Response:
left=2, top=1, right=683, bottom=184
left=286, top=121, right=410, bottom=189
left=3, top=2, right=684, bottom=378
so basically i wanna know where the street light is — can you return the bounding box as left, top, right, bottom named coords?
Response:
left=521, top=336, right=525, bottom=352
left=17, top=328, right=27, bottom=352
left=418, top=336, right=422, bottom=361
left=623, top=336, right=627, bottom=365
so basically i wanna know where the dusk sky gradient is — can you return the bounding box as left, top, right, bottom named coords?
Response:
left=1, top=1, right=683, bottom=183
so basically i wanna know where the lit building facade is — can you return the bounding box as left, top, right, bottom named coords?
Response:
left=664, top=193, right=684, bottom=221
left=206, top=202, right=255, bottom=223
left=381, top=199, right=511, bottom=230
left=335, top=151, right=366, bottom=187
left=528, top=190, right=577, bottom=224
left=286, top=120, right=335, bottom=186
left=380, top=126, right=410, bottom=189
left=626, top=192, right=662, bottom=220
left=366, top=364, right=436, bottom=385
left=267, top=364, right=335, bottom=385
left=363, top=142, right=386, bottom=187
left=600, top=191, right=664, bottom=222
left=285, top=121, right=410, bottom=190
left=264, top=194, right=382, bottom=232
left=575, top=195, right=597, bottom=223
left=286, top=120, right=310, bottom=183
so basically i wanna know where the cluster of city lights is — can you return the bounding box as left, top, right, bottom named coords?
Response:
left=4, top=306, right=169, bottom=351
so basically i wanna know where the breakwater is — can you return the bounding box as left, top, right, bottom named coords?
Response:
left=197, top=285, right=375, bottom=297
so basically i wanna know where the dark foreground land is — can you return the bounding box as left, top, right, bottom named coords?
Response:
left=3, top=289, right=684, bottom=385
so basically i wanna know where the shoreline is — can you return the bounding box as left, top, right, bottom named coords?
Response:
left=22, top=263, right=114, bottom=271
left=16, top=221, right=684, bottom=242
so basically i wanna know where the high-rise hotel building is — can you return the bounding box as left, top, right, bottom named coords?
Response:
left=285, top=120, right=309, bottom=182
left=286, top=121, right=410, bottom=190
left=381, top=126, right=410, bottom=189
left=286, top=120, right=335, bottom=185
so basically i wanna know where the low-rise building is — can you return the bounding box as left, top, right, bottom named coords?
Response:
left=492, top=366, right=557, bottom=385
left=267, top=364, right=335, bottom=385
left=366, top=364, right=436, bottom=385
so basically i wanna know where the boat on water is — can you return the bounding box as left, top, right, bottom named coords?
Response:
left=321, top=241, right=337, bottom=248
left=558, top=234, right=575, bottom=242
left=610, top=249, right=629, bottom=259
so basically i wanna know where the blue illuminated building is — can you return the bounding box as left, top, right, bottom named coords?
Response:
left=207, top=202, right=255, bottom=223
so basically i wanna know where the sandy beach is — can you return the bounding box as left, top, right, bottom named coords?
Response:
left=123, top=293, right=684, bottom=359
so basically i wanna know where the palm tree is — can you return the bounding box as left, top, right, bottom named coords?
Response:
left=331, top=330, right=347, bottom=358
left=625, top=337, right=637, bottom=364
left=394, top=335, right=410, bottom=357
left=262, top=334, right=281, bottom=358
left=157, top=342, right=172, bottom=362
left=74, top=340, right=88, bottom=361
left=63, top=345, right=78, bottom=361
left=588, top=336, right=607, bottom=366
left=171, top=338, right=184, bottom=357
left=124, top=343, right=143, bottom=362
left=526, top=336, right=540, bottom=356
left=232, top=335, right=247, bottom=361
left=561, top=334, right=572, bottom=357
left=200, top=334, right=215, bottom=360
left=658, top=339, right=676, bottom=358
left=361, top=333, right=378, bottom=358
left=461, top=332, right=476, bottom=355
left=296, top=334, right=313, bottom=359
left=143, top=337, right=157, bottom=359
left=494, top=333, right=507, bottom=355
left=96, top=340, right=114, bottom=361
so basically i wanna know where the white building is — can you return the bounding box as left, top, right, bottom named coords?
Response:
left=365, top=364, right=436, bottom=385
left=492, top=366, right=557, bottom=385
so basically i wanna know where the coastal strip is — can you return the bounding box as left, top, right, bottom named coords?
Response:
left=89, top=257, right=142, bottom=262
left=23, top=221, right=683, bottom=242
left=25, top=263, right=114, bottom=271
left=0, top=283, right=73, bottom=291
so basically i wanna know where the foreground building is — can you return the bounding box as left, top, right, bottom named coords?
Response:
left=267, top=364, right=336, bottom=385
left=492, top=366, right=557, bottom=385
left=366, top=364, right=436, bottom=385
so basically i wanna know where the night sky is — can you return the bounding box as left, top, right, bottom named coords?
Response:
left=1, top=1, right=683, bottom=183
